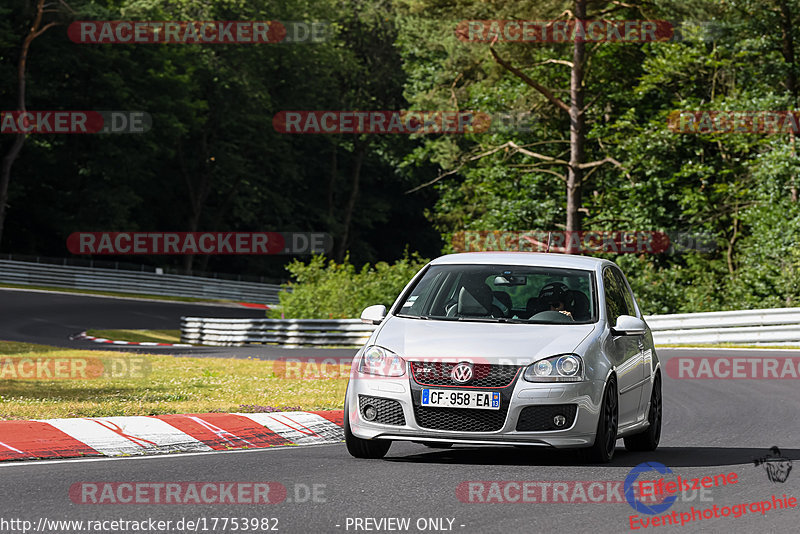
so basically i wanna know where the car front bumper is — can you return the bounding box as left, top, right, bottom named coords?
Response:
left=347, top=372, right=606, bottom=448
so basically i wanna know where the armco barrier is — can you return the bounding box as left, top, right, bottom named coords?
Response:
left=181, top=317, right=375, bottom=347
left=181, top=308, right=800, bottom=347
left=0, top=259, right=281, bottom=304
left=645, top=308, right=800, bottom=345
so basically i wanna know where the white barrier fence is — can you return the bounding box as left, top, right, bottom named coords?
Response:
left=181, top=307, right=800, bottom=347
left=181, top=318, right=375, bottom=346
left=0, top=259, right=282, bottom=304
left=644, top=308, right=800, bottom=345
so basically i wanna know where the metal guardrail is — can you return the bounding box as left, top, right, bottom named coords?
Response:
left=0, top=252, right=283, bottom=284
left=0, top=259, right=282, bottom=304
left=181, top=308, right=800, bottom=347
left=181, top=317, right=375, bottom=346
left=646, top=308, right=800, bottom=345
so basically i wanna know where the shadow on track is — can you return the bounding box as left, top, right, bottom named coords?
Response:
left=383, top=446, right=800, bottom=468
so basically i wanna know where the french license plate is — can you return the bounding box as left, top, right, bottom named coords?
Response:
left=421, top=389, right=500, bottom=410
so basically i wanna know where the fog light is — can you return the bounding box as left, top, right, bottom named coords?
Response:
left=363, top=405, right=377, bottom=421
left=553, top=415, right=566, bottom=427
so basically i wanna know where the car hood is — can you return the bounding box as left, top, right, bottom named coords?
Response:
left=374, top=316, right=597, bottom=364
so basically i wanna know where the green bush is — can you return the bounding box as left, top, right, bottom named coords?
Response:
left=271, top=253, right=430, bottom=319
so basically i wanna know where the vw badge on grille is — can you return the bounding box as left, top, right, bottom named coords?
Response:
left=451, top=362, right=474, bottom=383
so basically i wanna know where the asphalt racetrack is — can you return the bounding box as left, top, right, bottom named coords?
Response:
left=1, top=288, right=799, bottom=533
left=0, top=288, right=358, bottom=360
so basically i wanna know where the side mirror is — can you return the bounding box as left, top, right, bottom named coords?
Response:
left=611, top=314, right=646, bottom=336
left=360, top=304, right=387, bottom=325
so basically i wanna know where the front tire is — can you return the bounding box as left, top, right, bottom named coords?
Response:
left=581, top=376, right=618, bottom=463
left=344, top=400, right=392, bottom=459
left=624, top=373, right=661, bottom=452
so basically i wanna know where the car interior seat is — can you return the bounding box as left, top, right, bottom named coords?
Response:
left=492, top=291, right=512, bottom=317
left=458, top=283, right=502, bottom=317
left=567, top=290, right=591, bottom=321
left=525, top=296, right=544, bottom=319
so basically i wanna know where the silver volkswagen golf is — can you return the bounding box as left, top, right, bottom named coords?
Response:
left=344, top=252, right=661, bottom=463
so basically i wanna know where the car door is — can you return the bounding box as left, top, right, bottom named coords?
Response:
left=602, top=266, right=644, bottom=427
left=614, top=269, right=653, bottom=420
left=615, top=269, right=655, bottom=420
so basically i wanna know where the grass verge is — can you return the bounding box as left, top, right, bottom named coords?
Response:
left=0, top=341, right=346, bottom=420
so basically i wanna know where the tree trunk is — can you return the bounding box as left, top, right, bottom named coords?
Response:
left=178, top=133, right=212, bottom=274
left=779, top=0, right=798, bottom=106
left=336, top=142, right=367, bottom=262
left=0, top=135, right=26, bottom=248
left=197, top=176, right=244, bottom=274
left=779, top=0, right=800, bottom=202
left=181, top=207, right=203, bottom=274
left=328, top=144, right=337, bottom=220
left=0, top=0, right=56, bottom=248
left=566, top=0, right=587, bottom=252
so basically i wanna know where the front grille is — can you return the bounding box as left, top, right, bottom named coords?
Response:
left=413, top=404, right=510, bottom=432
left=358, top=395, right=406, bottom=426
left=410, top=362, right=521, bottom=388
left=516, top=404, right=578, bottom=431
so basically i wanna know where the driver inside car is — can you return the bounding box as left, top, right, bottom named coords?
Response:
left=538, top=283, right=574, bottom=319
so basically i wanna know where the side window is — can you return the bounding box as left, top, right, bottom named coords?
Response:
left=603, top=268, right=629, bottom=327
left=614, top=269, right=637, bottom=318
left=401, top=271, right=439, bottom=314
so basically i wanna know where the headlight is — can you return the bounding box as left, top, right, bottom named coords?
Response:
left=524, top=354, right=583, bottom=382
left=358, top=346, right=406, bottom=377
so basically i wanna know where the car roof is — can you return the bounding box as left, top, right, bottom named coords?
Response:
left=429, top=252, right=614, bottom=270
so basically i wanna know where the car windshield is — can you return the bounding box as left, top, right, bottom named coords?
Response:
left=396, top=264, right=596, bottom=324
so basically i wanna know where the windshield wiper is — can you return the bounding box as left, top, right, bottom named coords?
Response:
left=397, top=314, right=526, bottom=322
left=395, top=314, right=458, bottom=321
left=457, top=316, right=530, bottom=323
